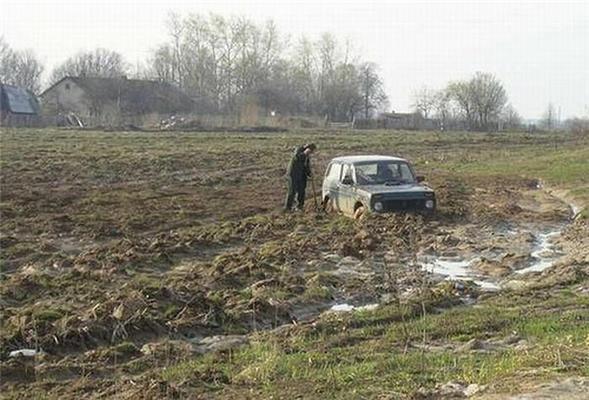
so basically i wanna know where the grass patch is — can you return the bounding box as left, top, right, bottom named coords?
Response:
left=159, top=287, right=589, bottom=397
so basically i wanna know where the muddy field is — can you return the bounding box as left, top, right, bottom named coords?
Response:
left=1, top=129, right=588, bottom=399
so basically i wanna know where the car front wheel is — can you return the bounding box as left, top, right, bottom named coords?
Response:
left=353, top=205, right=366, bottom=220
left=323, top=197, right=336, bottom=214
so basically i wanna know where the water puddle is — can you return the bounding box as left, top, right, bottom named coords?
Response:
left=420, top=257, right=500, bottom=291
left=420, top=225, right=565, bottom=289
left=329, top=303, right=379, bottom=312
left=515, top=230, right=561, bottom=274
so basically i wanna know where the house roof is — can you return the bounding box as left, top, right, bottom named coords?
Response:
left=330, top=155, right=407, bottom=164
left=0, top=84, right=41, bottom=115
left=42, top=77, right=194, bottom=114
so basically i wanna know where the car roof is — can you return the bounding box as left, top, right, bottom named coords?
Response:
left=330, top=155, right=408, bottom=164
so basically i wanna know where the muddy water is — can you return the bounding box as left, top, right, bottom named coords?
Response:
left=323, top=231, right=569, bottom=314
left=327, top=193, right=576, bottom=314
left=330, top=303, right=379, bottom=312
left=418, top=226, right=566, bottom=289
left=419, top=223, right=569, bottom=290
left=420, top=217, right=572, bottom=290
left=516, top=230, right=562, bottom=274
left=283, top=188, right=578, bottom=317
left=420, top=256, right=501, bottom=290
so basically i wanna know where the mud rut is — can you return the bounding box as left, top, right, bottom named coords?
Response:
left=0, top=182, right=582, bottom=395
left=308, top=187, right=576, bottom=310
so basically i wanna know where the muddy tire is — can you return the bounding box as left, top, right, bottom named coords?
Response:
left=354, top=205, right=366, bottom=220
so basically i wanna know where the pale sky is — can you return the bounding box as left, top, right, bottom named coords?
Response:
left=1, top=0, right=588, bottom=119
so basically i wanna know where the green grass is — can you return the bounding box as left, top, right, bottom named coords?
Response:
left=159, top=287, right=589, bottom=398
left=430, top=135, right=589, bottom=217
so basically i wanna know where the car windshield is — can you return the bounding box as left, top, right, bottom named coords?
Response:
left=353, top=161, right=415, bottom=185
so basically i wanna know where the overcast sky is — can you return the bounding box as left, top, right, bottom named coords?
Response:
left=2, top=0, right=587, bottom=119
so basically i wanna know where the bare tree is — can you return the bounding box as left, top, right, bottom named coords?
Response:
left=0, top=37, right=12, bottom=75
left=500, top=104, right=522, bottom=131
left=212, top=15, right=241, bottom=112
left=316, top=32, right=338, bottom=112
left=50, top=48, right=128, bottom=84
left=13, top=50, right=44, bottom=94
left=316, top=34, right=368, bottom=121
left=358, top=62, right=388, bottom=119
left=178, top=13, right=217, bottom=111
left=433, top=89, right=452, bottom=129
left=564, top=117, right=589, bottom=136
left=541, top=102, right=557, bottom=131
left=330, top=62, right=363, bottom=120
left=150, top=44, right=176, bottom=82
left=291, top=36, right=318, bottom=114
left=470, top=72, right=507, bottom=130
left=256, top=59, right=299, bottom=114
left=447, top=80, right=475, bottom=129
left=411, top=86, right=436, bottom=119
left=447, top=72, right=507, bottom=131
left=166, top=11, right=185, bottom=87
left=0, top=37, right=44, bottom=93
left=145, top=13, right=388, bottom=119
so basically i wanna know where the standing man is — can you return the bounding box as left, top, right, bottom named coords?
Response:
left=284, top=143, right=317, bottom=211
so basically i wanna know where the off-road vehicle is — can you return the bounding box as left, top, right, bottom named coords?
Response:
left=321, top=155, right=436, bottom=218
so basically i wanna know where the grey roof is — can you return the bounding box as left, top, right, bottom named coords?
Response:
left=330, top=155, right=407, bottom=164
left=0, top=84, right=40, bottom=115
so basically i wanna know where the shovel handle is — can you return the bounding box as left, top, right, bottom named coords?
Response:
left=311, top=178, right=320, bottom=208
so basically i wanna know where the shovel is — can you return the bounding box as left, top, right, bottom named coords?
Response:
left=310, top=177, right=322, bottom=212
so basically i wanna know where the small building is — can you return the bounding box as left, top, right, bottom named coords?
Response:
left=0, top=83, right=42, bottom=127
left=378, top=112, right=436, bottom=130
left=354, top=111, right=437, bottom=130
left=40, top=76, right=195, bottom=125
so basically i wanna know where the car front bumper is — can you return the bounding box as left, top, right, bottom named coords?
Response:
left=372, top=198, right=436, bottom=212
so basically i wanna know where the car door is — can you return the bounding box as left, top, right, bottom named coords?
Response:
left=338, top=163, right=356, bottom=215
left=323, top=162, right=342, bottom=209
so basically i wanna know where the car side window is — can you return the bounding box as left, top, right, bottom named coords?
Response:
left=327, top=163, right=341, bottom=181
left=341, top=164, right=353, bottom=182
left=399, top=163, right=415, bottom=181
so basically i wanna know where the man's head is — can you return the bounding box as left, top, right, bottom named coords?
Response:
left=303, top=143, right=316, bottom=155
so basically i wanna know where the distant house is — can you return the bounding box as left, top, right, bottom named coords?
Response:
left=40, top=76, right=195, bottom=125
left=354, top=111, right=437, bottom=130
left=378, top=112, right=436, bottom=130
left=0, top=83, right=41, bottom=127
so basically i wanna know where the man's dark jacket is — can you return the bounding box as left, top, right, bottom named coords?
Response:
left=286, top=146, right=312, bottom=182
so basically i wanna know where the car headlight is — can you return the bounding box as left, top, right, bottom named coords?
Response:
left=374, top=201, right=383, bottom=211
left=425, top=200, right=435, bottom=209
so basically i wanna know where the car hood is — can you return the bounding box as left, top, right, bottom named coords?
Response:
left=356, top=183, right=434, bottom=197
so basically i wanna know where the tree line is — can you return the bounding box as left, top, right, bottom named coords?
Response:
left=411, top=73, right=517, bottom=132
left=1, top=13, right=389, bottom=122
left=0, top=37, right=44, bottom=94
left=143, top=13, right=388, bottom=120
left=411, top=74, right=589, bottom=132
left=1, top=15, right=587, bottom=132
